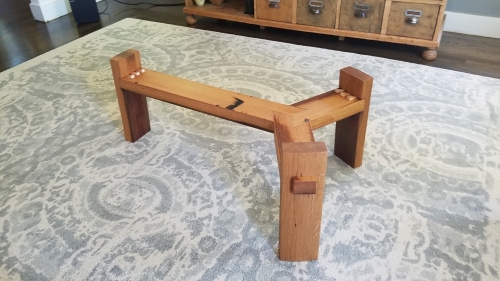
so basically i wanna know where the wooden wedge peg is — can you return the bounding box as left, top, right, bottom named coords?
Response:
left=292, top=176, right=317, bottom=194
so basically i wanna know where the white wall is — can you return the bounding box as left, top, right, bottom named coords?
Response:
left=443, top=12, right=500, bottom=39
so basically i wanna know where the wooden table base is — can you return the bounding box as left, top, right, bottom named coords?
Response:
left=110, top=49, right=373, bottom=261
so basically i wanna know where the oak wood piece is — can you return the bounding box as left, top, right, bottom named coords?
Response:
left=110, top=49, right=372, bottom=261
left=338, top=0, right=385, bottom=34
left=296, top=0, right=337, bottom=28
left=118, top=68, right=303, bottom=132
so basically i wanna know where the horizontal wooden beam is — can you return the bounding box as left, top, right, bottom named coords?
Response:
left=291, top=90, right=365, bottom=129
left=119, top=70, right=303, bottom=132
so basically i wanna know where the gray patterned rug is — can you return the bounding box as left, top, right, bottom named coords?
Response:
left=1, top=18, right=499, bottom=281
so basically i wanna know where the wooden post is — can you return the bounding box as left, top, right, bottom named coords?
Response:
left=110, top=49, right=151, bottom=142
left=274, top=113, right=328, bottom=261
left=333, top=67, right=373, bottom=168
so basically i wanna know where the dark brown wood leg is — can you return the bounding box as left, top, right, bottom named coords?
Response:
left=110, top=50, right=151, bottom=142
left=334, top=67, right=373, bottom=168
left=121, top=90, right=151, bottom=142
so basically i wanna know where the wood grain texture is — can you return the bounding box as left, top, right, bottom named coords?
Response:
left=386, top=2, right=440, bottom=40
left=119, top=69, right=304, bottom=132
left=296, top=0, right=337, bottom=28
left=110, top=50, right=151, bottom=142
left=280, top=142, right=327, bottom=261
left=273, top=112, right=327, bottom=261
left=292, top=176, right=317, bottom=194
left=338, top=0, right=385, bottom=33
left=291, top=89, right=365, bottom=129
left=334, top=67, right=373, bottom=168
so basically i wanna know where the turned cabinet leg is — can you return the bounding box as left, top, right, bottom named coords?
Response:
left=186, top=15, right=197, bottom=24
left=422, top=48, right=438, bottom=60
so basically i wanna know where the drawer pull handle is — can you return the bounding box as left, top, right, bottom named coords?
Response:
left=268, top=0, right=280, bottom=8
left=309, top=0, right=324, bottom=14
left=354, top=3, right=370, bottom=18
left=404, top=9, right=422, bottom=25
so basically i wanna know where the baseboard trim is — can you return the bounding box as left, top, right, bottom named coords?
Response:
left=30, top=0, right=71, bottom=22
left=443, top=11, right=500, bottom=39
left=30, top=0, right=103, bottom=22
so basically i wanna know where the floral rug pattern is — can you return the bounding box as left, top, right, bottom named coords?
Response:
left=1, top=18, right=499, bottom=281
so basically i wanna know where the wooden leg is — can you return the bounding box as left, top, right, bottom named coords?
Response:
left=273, top=113, right=328, bottom=261
left=110, top=50, right=151, bottom=142
left=279, top=142, right=327, bottom=261
left=186, top=15, right=197, bottom=24
left=120, top=90, right=151, bottom=142
left=422, top=48, right=437, bottom=60
left=334, top=67, right=373, bottom=168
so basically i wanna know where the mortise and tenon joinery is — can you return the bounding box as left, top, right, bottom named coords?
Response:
left=110, top=49, right=373, bottom=261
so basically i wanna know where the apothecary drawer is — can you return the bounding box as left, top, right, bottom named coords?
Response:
left=296, top=0, right=337, bottom=28
left=338, top=0, right=385, bottom=33
left=386, top=2, right=440, bottom=40
left=256, top=0, right=293, bottom=22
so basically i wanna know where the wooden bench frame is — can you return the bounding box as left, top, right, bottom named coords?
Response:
left=110, top=49, right=373, bottom=261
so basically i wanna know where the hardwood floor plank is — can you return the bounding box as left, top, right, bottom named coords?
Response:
left=1, top=0, right=499, bottom=79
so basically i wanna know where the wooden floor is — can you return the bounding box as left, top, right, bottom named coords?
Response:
left=1, top=0, right=500, bottom=79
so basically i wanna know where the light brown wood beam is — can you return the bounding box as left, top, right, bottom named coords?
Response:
left=273, top=112, right=327, bottom=261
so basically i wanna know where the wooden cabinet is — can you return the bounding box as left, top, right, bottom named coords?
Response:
left=184, top=0, right=448, bottom=60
